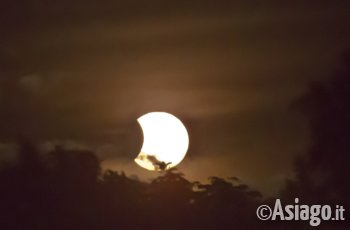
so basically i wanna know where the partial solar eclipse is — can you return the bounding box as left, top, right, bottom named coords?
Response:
left=134, top=112, right=189, bottom=171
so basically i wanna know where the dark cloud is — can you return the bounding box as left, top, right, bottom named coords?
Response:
left=0, top=0, right=349, bottom=194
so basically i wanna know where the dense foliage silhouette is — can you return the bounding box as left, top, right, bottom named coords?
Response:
left=280, top=53, right=350, bottom=229
left=0, top=142, right=263, bottom=230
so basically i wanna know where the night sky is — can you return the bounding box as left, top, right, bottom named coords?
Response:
left=1, top=0, right=350, bottom=195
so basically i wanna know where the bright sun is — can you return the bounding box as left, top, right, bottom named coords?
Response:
left=134, top=112, right=189, bottom=171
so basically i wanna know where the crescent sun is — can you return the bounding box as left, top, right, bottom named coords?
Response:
left=134, top=112, right=189, bottom=171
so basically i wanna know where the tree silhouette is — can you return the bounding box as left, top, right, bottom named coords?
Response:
left=280, top=53, right=350, bottom=228
left=0, top=142, right=264, bottom=230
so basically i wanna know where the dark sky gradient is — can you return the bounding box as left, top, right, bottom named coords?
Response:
left=0, top=0, right=349, bottom=194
